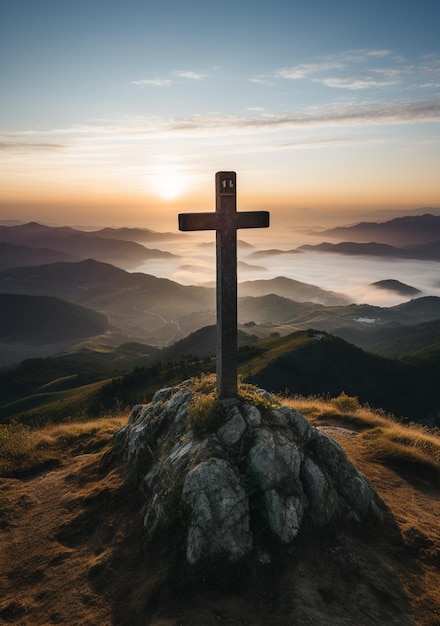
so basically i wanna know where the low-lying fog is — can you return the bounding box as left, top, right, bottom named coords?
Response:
left=132, top=228, right=440, bottom=307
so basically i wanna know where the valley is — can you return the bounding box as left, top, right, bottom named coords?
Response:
left=1, top=214, right=440, bottom=428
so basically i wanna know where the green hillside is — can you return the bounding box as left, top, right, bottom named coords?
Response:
left=0, top=342, right=159, bottom=409
left=2, top=327, right=439, bottom=427
left=336, top=318, right=440, bottom=358
left=240, top=329, right=440, bottom=424
left=1, top=379, right=110, bottom=424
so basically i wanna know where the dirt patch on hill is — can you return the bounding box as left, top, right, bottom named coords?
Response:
left=1, top=426, right=439, bottom=625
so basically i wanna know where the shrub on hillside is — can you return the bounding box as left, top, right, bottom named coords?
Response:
left=331, top=392, right=360, bottom=413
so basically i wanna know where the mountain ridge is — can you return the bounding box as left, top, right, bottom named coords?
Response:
left=0, top=223, right=177, bottom=270
left=320, top=213, right=440, bottom=246
left=299, top=240, right=440, bottom=261
left=1, top=258, right=440, bottom=363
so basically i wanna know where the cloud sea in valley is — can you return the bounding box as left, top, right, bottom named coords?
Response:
left=131, top=227, right=440, bottom=308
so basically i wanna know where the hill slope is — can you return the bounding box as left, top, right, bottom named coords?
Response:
left=0, top=258, right=215, bottom=344
left=0, top=401, right=438, bottom=625
left=335, top=318, right=440, bottom=358
left=0, top=241, right=80, bottom=271
left=239, top=276, right=349, bottom=306
left=0, top=294, right=110, bottom=344
left=241, top=330, right=440, bottom=424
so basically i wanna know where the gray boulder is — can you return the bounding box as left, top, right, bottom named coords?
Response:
left=115, top=380, right=384, bottom=565
left=182, top=458, right=252, bottom=564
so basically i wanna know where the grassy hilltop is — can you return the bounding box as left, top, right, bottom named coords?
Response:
left=1, top=379, right=439, bottom=625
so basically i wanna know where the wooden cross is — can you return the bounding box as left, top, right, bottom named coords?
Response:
left=179, top=171, right=270, bottom=399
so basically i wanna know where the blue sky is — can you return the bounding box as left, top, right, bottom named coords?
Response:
left=1, top=0, right=439, bottom=230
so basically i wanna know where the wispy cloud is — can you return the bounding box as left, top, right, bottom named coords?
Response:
left=249, top=75, right=273, bottom=85
left=365, top=49, right=392, bottom=58
left=132, top=69, right=207, bottom=87
left=276, top=61, right=344, bottom=80
left=49, top=97, right=439, bottom=137
left=172, top=70, right=206, bottom=80
left=132, top=78, right=172, bottom=87
left=6, top=97, right=438, bottom=155
left=319, top=76, right=398, bottom=90
left=276, top=49, right=393, bottom=81
left=275, top=49, right=440, bottom=92
left=0, top=140, right=66, bottom=151
left=162, top=98, right=440, bottom=134
left=279, top=137, right=380, bottom=150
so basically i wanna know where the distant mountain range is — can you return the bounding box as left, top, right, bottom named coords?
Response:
left=86, top=226, right=180, bottom=243
left=298, top=240, right=440, bottom=261
left=246, top=215, right=440, bottom=262
left=0, top=258, right=215, bottom=346
left=1, top=256, right=440, bottom=366
left=319, top=213, right=440, bottom=246
left=0, top=259, right=355, bottom=351
left=0, top=222, right=178, bottom=270
left=1, top=213, right=439, bottom=372
left=1, top=214, right=439, bottom=428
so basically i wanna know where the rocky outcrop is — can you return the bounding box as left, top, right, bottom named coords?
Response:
left=115, top=381, right=384, bottom=565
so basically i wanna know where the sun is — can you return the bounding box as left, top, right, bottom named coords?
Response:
left=152, top=170, right=188, bottom=200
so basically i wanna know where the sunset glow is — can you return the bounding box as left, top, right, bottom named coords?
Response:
left=1, top=1, right=439, bottom=231
left=150, top=170, right=190, bottom=201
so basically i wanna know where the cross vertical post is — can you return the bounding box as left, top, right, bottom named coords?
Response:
left=178, top=172, right=270, bottom=400
left=216, top=172, right=238, bottom=399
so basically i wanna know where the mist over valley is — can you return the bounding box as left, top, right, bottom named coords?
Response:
left=129, top=213, right=440, bottom=308
left=1, top=212, right=440, bottom=427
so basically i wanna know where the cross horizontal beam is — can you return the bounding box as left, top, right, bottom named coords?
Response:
left=178, top=211, right=269, bottom=231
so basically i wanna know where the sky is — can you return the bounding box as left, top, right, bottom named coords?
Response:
left=1, top=0, right=440, bottom=232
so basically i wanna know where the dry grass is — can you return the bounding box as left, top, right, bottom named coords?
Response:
left=284, top=393, right=440, bottom=483
left=284, top=393, right=392, bottom=428
left=32, top=415, right=128, bottom=448
left=189, top=373, right=217, bottom=394
left=0, top=414, right=128, bottom=477
left=6, top=382, right=436, bottom=484
left=187, top=392, right=223, bottom=437
left=1, top=389, right=440, bottom=624
left=361, top=424, right=440, bottom=478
